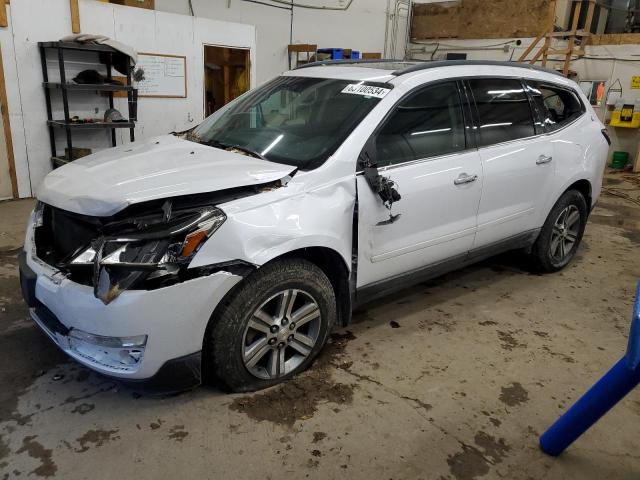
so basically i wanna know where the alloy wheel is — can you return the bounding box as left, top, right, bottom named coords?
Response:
left=549, top=205, right=581, bottom=263
left=242, top=289, right=321, bottom=380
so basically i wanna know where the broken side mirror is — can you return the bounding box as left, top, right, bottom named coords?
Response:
left=358, top=138, right=401, bottom=210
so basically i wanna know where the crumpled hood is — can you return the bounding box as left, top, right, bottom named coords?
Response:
left=37, top=135, right=296, bottom=216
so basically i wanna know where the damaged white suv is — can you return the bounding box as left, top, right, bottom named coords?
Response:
left=20, top=60, right=609, bottom=392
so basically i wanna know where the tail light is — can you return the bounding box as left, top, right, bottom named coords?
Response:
left=601, top=128, right=611, bottom=146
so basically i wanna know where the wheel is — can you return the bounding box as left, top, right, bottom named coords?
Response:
left=530, top=189, right=588, bottom=273
left=204, top=258, right=336, bottom=392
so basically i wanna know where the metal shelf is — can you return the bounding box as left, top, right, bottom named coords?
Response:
left=51, top=156, right=71, bottom=167
left=48, top=120, right=135, bottom=129
left=39, top=41, right=136, bottom=168
left=44, top=82, right=133, bottom=92
left=39, top=41, right=122, bottom=53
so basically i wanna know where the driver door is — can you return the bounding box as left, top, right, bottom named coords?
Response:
left=356, top=80, right=483, bottom=289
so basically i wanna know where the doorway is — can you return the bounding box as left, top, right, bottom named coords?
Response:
left=203, top=45, right=250, bottom=117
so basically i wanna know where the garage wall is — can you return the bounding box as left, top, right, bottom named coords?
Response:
left=2, top=0, right=256, bottom=198
left=155, top=0, right=395, bottom=85
left=410, top=0, right=552, bottom=40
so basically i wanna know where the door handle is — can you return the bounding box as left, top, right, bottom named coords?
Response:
left=454, top=173, right=478, bottom=185
left=536, top=154, right=553, bottom=165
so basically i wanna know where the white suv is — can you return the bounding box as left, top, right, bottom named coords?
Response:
left=20, top=60, right=609, bottom=392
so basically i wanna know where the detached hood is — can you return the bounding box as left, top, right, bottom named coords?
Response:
left=37, top=135, right=296, bottom=216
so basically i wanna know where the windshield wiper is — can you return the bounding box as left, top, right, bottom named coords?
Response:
left=206, top=140, right=266, bottom=160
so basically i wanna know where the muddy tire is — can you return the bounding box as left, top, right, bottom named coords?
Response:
left=204, top=258, right=336, bottom=393
left=530, top=189, right=588, bottom=273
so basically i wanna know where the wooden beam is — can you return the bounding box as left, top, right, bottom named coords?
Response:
left=518, top=34, right=544, bottom=62
left=529, top=45, right=545, bottom=64
left=0, top=0, right=7, bottom=28
left=0, top=46, right=18, bottom=198
left=522, top=0, right=555, bottom=65
left=288, top=44, right=317, bottom=53
left=70, top=0, right=80, bottom=34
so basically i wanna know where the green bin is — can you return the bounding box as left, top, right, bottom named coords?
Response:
left=611, top=151, right=629, bottom=169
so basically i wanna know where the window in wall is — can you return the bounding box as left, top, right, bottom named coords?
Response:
left=375, top=81, right=466, bottom=167
left=468, top=78, right=535, bottom=147
left=526, top=81, right=585, bottom=132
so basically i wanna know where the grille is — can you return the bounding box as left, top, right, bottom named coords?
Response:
left=35, top=203, right=101, bottom=267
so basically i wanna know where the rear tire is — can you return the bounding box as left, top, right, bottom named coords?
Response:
left=530, top=189, right=588, bottom=273
left=204, top=258, right=336, bottom=393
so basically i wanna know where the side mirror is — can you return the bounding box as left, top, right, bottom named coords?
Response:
left=358, top=138, right=401, bottom=209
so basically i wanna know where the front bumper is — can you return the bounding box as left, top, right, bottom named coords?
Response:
left=19, top=246, right=242, bottom=390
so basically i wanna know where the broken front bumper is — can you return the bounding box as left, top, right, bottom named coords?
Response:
left=19, top=247, right=242, bottom=391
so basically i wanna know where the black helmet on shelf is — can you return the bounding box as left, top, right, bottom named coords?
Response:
left=104, top=108, right=126, bottom=122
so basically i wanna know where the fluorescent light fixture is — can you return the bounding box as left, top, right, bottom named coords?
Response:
left=480, top=122, right=513, bottom=128
left=411, top=128, right=451, bottom=136
left=261, top=134, right=284, bottom=156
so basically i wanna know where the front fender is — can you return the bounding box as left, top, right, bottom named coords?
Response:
left=189, top=178, right=355, bottom=270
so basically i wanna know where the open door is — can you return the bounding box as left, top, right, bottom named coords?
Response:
left=203, top=45, right=250, bottom=117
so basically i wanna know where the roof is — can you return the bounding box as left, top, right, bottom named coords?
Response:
left=293, top=59, right=564, bottom=79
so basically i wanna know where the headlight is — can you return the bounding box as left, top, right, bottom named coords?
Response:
left=69, top=206, right=226, bottom=304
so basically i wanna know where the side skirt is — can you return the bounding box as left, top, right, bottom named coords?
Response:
left=353, top=228, right=540, bottom=309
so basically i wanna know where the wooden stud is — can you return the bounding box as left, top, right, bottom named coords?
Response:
left=541, top=35, right=550, bottom=67
left=70, top=0, right=80, bottom=34
left=579, top=0, right=596, bottom=57
left=0, top=0, right=7, bottom=28
left=222, top=48, right=230, bottom=106
left=0, top=46, right=19, bottom=198
left=563, top=0, right=582, bottom=75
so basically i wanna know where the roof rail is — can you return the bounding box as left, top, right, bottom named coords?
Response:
left=292, top=58, right=565, bottom=78
left=392, top=60, right=564, bottom=77
left=293, top=58, right=411, bottom=70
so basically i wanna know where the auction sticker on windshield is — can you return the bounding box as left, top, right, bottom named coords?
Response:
left=341, top=84, right=391, bottom=98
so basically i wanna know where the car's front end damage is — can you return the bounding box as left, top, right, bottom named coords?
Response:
left=19, top=135, right=299, bottom=392
left=20, top=198, right=255, bottom=392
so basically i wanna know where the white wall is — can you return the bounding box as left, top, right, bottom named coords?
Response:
left=156, top=0, right=396, bottom=84
left=2, top=0, right=256, bottom=197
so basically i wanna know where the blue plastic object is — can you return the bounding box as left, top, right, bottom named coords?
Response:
left=539, top=281, right=640, bottom=456
left=626, top=282, right=640, bottom=369
left=317, top=48, right=343, bottom=60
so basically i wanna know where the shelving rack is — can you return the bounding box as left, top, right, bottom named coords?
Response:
left=39, top=41, right=136, bottom=167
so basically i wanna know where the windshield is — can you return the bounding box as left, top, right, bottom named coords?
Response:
left=189, top=76, right=390, bottom=170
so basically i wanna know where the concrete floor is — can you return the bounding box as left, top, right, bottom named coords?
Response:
left=2, top=172, right=640, bottom=480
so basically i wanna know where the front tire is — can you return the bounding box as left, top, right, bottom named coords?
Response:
left=530, top=189, right=588, bottom=273
left=204, top=258, right=336, bottom=392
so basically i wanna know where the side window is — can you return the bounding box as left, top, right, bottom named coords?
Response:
left=375, top=81, right=466, bottom=167
left=468, top=78, right=535, bottom=147
left=526, top=81, right=584, bottom=132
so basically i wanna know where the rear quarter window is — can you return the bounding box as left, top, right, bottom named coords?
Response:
left=526, top=81, right=585, bottom=132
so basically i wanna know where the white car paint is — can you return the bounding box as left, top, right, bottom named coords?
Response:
left=23, top=62, right=609, bottom=383
left=37, top=134, right=296, bottom=217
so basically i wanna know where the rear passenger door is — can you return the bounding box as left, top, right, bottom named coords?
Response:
left=467, top=77, right=555, bottom=249
left=356, top=81, right=483, bottom=287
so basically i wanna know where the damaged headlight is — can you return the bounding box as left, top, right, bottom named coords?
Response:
left=69, top=206, right=226, bottom=304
